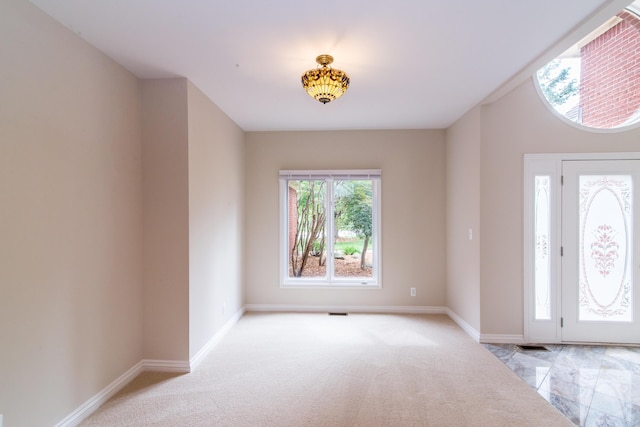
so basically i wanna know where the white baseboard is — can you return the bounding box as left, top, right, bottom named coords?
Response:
left=245, top=304, right=526, bottom=345
left=54, top=361, right=144, bottom=427
left=446, top=309, right=481, bottom=342
left=57, top=358, right=191, bottom=426
left=244, top=304, right=448, bottom=314
left=480, top=334, right=526, bottom=344
left=190, top=306, right=245, bottom=370
left=56, top=312, right=243, bottom=427
left=142, top=359, right=191, bottom=373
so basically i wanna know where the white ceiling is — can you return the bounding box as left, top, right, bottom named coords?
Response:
left=28, top=0, right=629, bottom=131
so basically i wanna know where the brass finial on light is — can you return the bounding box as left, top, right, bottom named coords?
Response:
left=301, top=54, right=350, bottom=104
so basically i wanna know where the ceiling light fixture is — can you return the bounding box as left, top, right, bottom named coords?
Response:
left=301, top=54, right=350, bottom=104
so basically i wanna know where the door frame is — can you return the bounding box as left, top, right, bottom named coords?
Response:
left=523, top=152, right=640, bottom=344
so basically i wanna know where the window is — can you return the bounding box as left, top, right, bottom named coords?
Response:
left=535, top=0, right=640, bottom=130
left=279, top=170, right=381, bottom=288
left=524, top=155, right=561, bottom=343
left=534, top=175, right=552, bottom=320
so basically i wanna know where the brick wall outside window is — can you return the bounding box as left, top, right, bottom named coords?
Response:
left=580, top=11, right=640, bottom=128
left=288, top=185, right=298, bottom=258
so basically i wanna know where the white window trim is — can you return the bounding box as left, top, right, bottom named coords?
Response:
left=279, top=169, right=382, bottom=289
left=532, top=77, right=640, bottom=134
left=532, top=1, right=640, bottom=134
left=524, top=156, right=562, bottom=343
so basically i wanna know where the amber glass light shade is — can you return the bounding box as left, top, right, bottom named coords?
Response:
left=301, top=55, right=350, bottom=104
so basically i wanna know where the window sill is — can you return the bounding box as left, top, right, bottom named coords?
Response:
left=281, top=280, right=381, bottom=289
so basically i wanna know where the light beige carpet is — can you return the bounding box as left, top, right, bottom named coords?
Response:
left=81, top=313, right=572, bottom=426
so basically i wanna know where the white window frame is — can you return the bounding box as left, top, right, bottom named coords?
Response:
left=524, top=155, right=562, bottom=343
left=279, top=169, right=381, bottom=288
left=533, top=1, right=640, bottom=133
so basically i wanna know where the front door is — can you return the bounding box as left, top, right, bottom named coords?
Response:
left=561, top=160, right=640, bottom=343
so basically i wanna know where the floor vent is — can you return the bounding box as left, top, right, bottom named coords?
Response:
left=328, top=312, right=348, bottom=316
left=517, top=345, right=549, bottom=351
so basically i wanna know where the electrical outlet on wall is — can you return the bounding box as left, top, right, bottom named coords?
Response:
left=410, top=287, right=416, bottom=297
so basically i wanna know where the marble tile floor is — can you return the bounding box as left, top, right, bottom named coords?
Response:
left=484, top=343, right=640, bottom=426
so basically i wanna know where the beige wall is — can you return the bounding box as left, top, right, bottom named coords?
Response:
left=142, top=79, right=246, bottom=362
left=477, top=78, right=640, bottom=336
left=445, top=107, right=481, bottom=332
left=244, top=130, right=446, bottom=308
left=1, top=3, right=246, bottom=424
left=141, top=79, right=190, bottom=360
left=0, top=1, right=143, bottom=425
left=187, top=81, right=244, bottom=359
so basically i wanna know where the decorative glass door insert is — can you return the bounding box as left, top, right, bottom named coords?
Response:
left=535, top=176, right=552, bottom=320
left=578, top=175, right=633, bottom=322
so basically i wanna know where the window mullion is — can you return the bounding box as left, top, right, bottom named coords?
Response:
left=326, top=178, right=335, bottom=282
